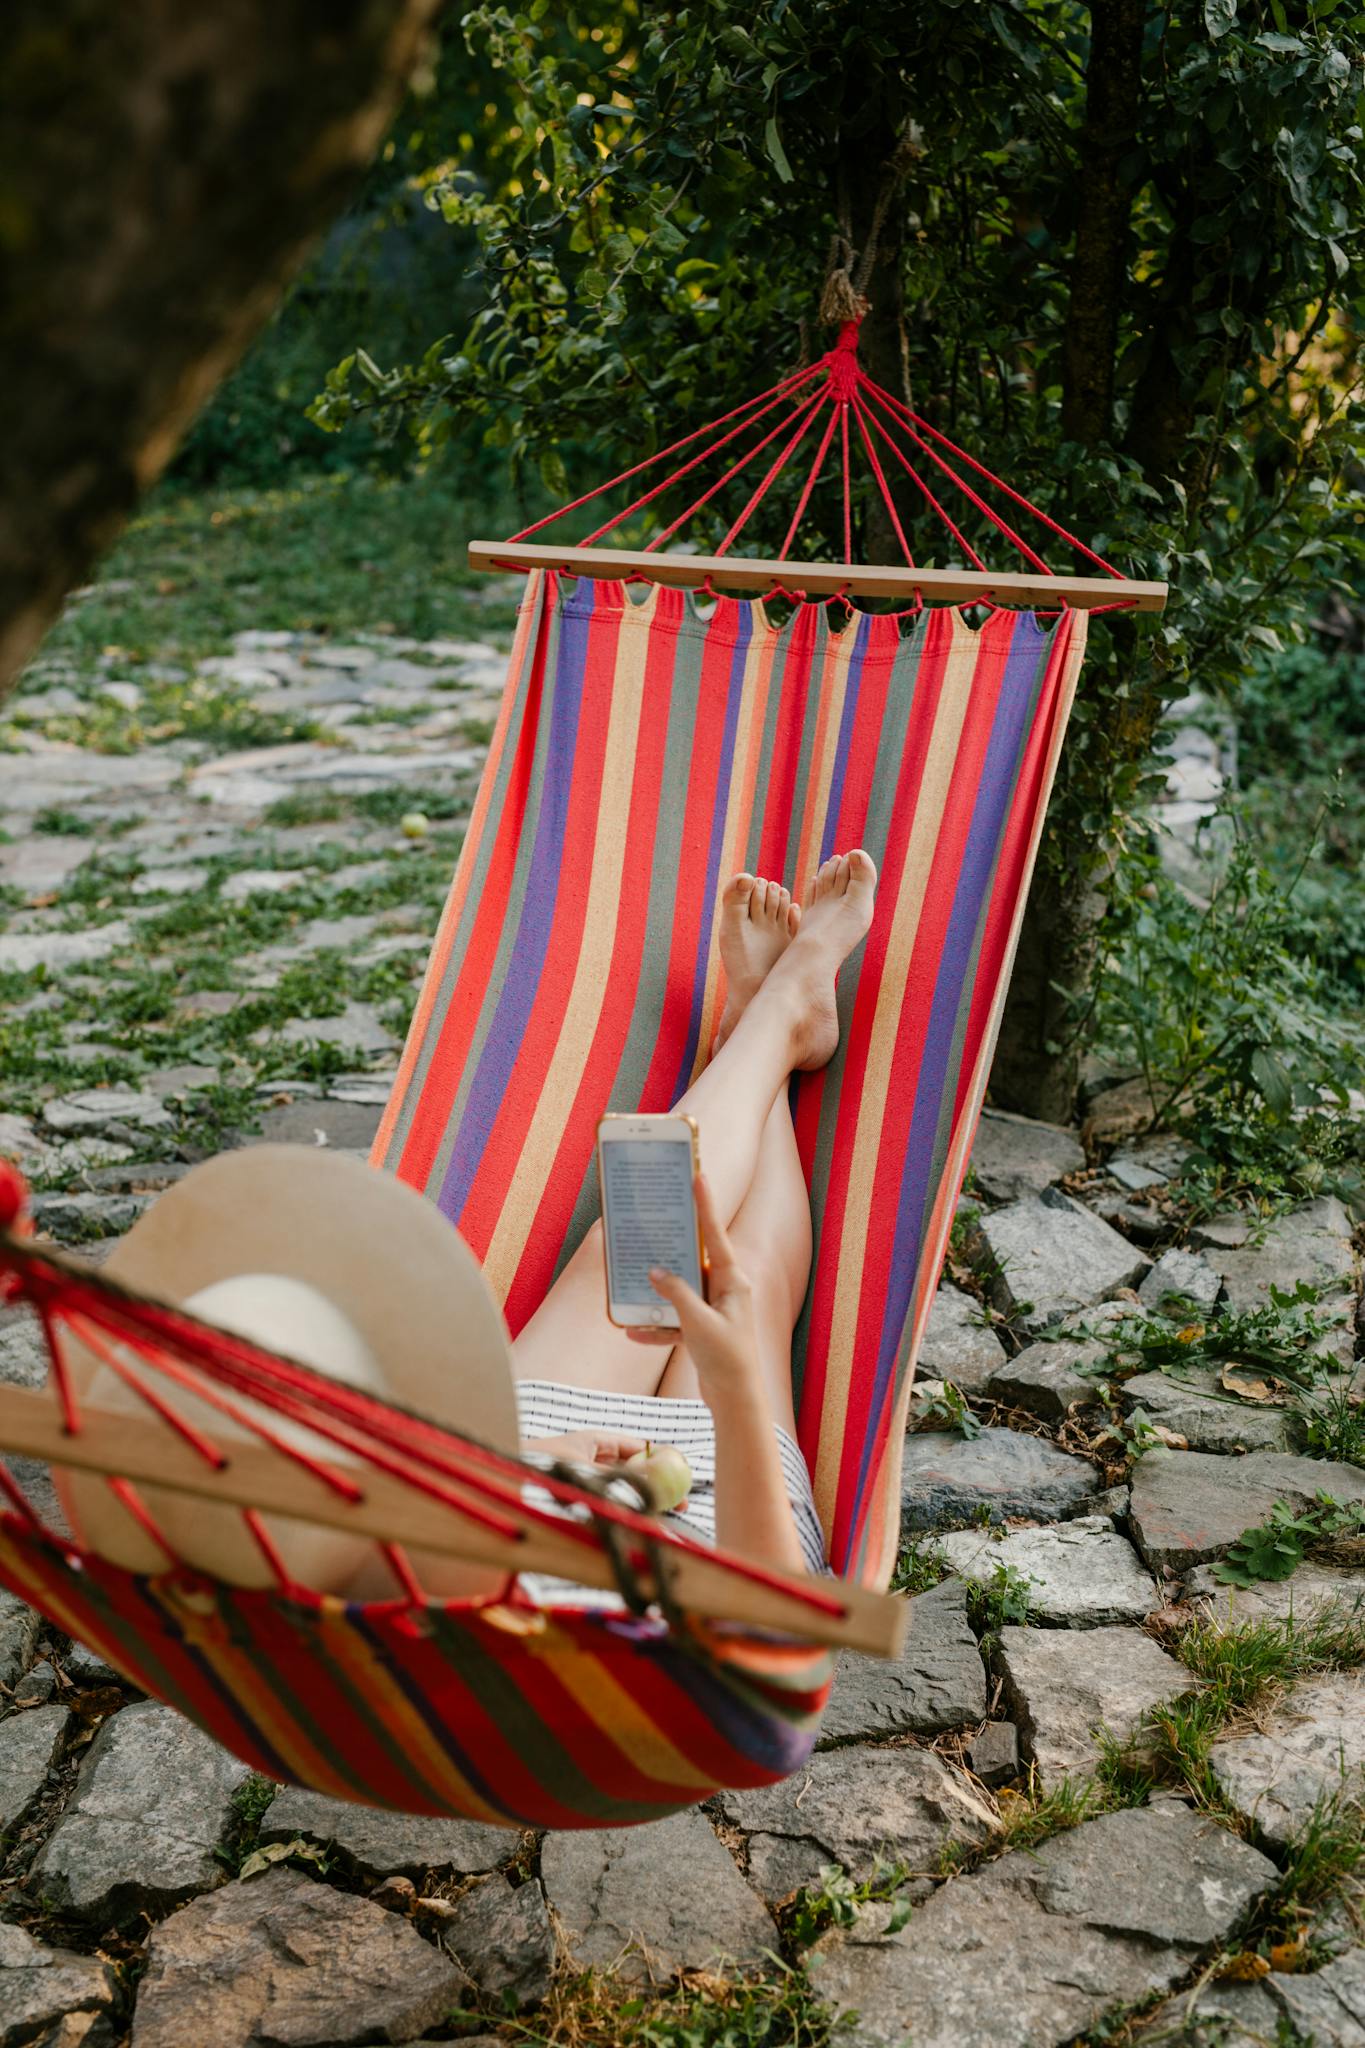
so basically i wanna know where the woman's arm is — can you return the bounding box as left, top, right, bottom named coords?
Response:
left=631, top=1175, right=808, bottom=1578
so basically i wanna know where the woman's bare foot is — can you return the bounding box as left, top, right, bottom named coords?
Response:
left=716, top=874, right=800, bottom=1045
left=760, top=850, right=878, bottom=1070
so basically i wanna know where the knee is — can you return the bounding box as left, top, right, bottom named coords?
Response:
left=731, top=1238, right=799, bottom=1329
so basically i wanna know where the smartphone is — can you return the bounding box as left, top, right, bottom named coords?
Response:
left=596, top=1113, right=704, bottom=1329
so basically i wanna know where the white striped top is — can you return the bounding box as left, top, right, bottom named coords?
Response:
left=514, top=1377, right=827, bottom=1610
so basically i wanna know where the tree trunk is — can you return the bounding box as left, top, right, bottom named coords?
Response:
left=838, top=90, right=917, bottom=565
left=992, top=0, right=1145, bottom=1124
left=0, top=0, right=442, bottom=698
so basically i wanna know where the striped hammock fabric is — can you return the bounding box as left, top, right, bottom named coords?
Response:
left=377, top=573, right=1088, bottom=1584
left=0, top=572, right=1087, bottom=1829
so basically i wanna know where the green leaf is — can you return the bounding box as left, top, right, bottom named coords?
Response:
left=763, top=115, right=793, bottom=183
left=1204, top=0, right=1239, bottom=36
left=1250, top=1047, right=1294, bottom=1118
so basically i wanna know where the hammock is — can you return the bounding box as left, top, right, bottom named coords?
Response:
left=0, top=319, right=1163, bottom=1829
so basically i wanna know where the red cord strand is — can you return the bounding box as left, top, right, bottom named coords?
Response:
left=640, top=386, right=827, bottom=554
left=850, top=402, right=915, bottom=566
left=854, top=395, right=987, bottom=570
left=779, top=398, right=840, bottom=558
left=715, top=395, right=829, bottom=556
left=857, top=378, right=1052, bottom=574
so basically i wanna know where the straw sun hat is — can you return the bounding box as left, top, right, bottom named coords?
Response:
left=55, top=1146, right=520, bottom=1598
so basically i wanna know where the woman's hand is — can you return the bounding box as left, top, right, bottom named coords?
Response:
left=522, top=1430, right=647, bottom=1467
left=627, top=1173, right=759, bottom=1399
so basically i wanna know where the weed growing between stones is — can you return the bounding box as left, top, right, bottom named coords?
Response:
left=887, top=1533, right=950, bottom=1595
left=216, top=1775, right=279, bottom=1878
left=964, top=1558, right=1039, bottom=1648
left=1243, top=1784, right=1365, bottom=1965
left=1214, top=1497, right=1365, bottom=1589
left=493, top=1964, right=849, bottom=2047
left=782, top=1859, right=912, bottom=1950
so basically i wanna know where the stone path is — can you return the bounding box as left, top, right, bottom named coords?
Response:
left=0, top=613, right=1362, bottom=2045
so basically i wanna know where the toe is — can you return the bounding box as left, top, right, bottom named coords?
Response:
left=849, top=848, right=877, bottom=887
left=786, top=897, right=802, bottom=936
left=835, top=852, right=852, bottom=892
left=724, top=873, right=755, bottom=912
left=755, top=878, right=775, bottom=921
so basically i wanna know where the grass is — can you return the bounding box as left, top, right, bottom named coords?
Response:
left=888, top=1533, right=950, bottom=1595
left=215, top=1774, right=278, bottom=1877
left=484, top=1967, right=848, bottom=2047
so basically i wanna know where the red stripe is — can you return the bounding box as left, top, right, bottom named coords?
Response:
left=755, top=608, right=817, bottom=881
left=502, top=600, right=682, bottom=1334
left=456, top=605, right=625, bottom=1263
left=396, top=609, right=555, bottom=1197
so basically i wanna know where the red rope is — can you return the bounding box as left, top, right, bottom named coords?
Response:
left=858, top=378, right=1051, bottom=574
left=854, top=395, right=986, bottom=570
left=850, top=401, right=915, bottom=566
left=865, top=377, right=1125, bottom=579
left=641, top=387, right=827, bottom=554
left=716, top=395, right=829, bottom=556
left=779, top=399, right=841, bottom=559
left=242, top=1510, right=293, bottom=1591
left=509, top=363, right=818, bottom=544
left=840, top=404, right=853, bottom=566
left=71, top=1317, right=231, bottom=1472
left=105, top=1477, right=178, bottom=1566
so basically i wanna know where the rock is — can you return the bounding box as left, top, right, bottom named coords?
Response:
left=807, top=1806, right=1276, bottom=2048
left=43, top=1087, right=175, bottom=1135
left=1188, top=1213, right=1253, bottom=1250
left=261, top=1784, right=509, bottom=1881
left=28, top=2011, right=118, bottom=2048
left=1107, top=1154, right=1169, bottom=1192
left=1138, top=1246, right=1222, bottom=1311
left=220, top=867, right=305, bottom=901
left=916, top=1284, right=1008, bottom=1393
left=541, top=1807, right=774, bottom=1983
left=15, top=1659, right=58, bottom=1704
left=441, top=1874, right=555, bottom=2010
left=141, top=1063, right=220, bottom=1097
left=938, top=1518, right=1159, bottom=1628
left=1184, top=1558, right=1365, bottom=1624
left=901, top=1427, right=1102, bottom=1532
left=1183, top=1950, right=1365, bottom=2048
left=967, top=1721, right=1019, bottom=1788
left=1209, top=1670, right=1365, bottom=1850
left=0, top=1923, right=116, bottom=2048
left=0, top=922, right=133, bottom=974
left=1091, top=1484, right=1132, bottom=1524
left=0, top=1704, right=69, bottom=1841
left=0, top=838, right=93, bottom=897
left=968, top=1110, right=1085, bottom=1204
left=984, top=1334, right=1107, bottom=1421
left=274, top=1002, right=396, bottom=1057
left=720, top=1747, right=994, bottom=1900
left=131, top=1864, right=463, bottom=2048
left=1122, top=1367, right=1296, bottom=1454
left=1129, top=1449, right=1365, bottom=1571
left=0, top=1109, right=39, bottom=1160
left=979, top=1190, right=1151, bottom=1333
left=822, top=1579, right=986, bottom=1741
left=1082, top=1076, right=1162, bottom=1148
left=129, top=866, right=207, bottom=898
left=1207, top=1198, right=1357, bottom=1362
left=0, top=1588, right=39, bottom=1685
left=257, top=1097, right=385, bottom=1151
left=994, top=1625, right=1194, bottom=1785
left=31, top=1700, right=249, bottom=1922
left=174, top=989, right=241, bottom=1020
left=294, top=913, right=383, bottom=951
left=0, top=1312, right=49, bottom=1390
left=31, top=1191, right=151, bottom=1240
left=56, top=1639, right=126, bottom=1688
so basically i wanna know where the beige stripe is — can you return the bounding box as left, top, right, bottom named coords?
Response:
left=687, top=616, right=780, bottom=1081
left=481, top=595, right=657, bottom=1301
left=810, top=613, right=982, bottom=1530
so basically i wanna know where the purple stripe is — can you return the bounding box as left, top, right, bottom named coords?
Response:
left=436, top=585, right=594, bottom=1221
left=818, top=611, right=876, bottom=865
left=666, top=605, right=754, bottom=1101
left=850, top=615, right=1051, bottom=1514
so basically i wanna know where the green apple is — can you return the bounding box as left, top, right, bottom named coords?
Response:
left=622, top=1442, right=692, bottom=1513
left=400, top=810, right=429, bottom=840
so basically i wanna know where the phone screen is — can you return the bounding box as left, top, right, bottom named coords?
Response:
left=600, top=1135, right=702, bottom=1314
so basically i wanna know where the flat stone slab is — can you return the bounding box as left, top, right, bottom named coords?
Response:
left=257, top=1097, right=385, bottom=1151
left=916, top=1284, right=1007, bottom=1393
left=984, top=1333, right=1108, bottom=1421
left=1129, top=1449, right=1365, bottom=1571
left=1138, top=1246, right=1222, bottom=1311
left=995, top=1625, right=1194, bottom=1785
left=901, top=1426, right=1102, bottom=1532
left=0, top=1922, right=116, bottom=2048
left=1209, top=1669, right=1365, bottom=1850
left=808, top=1805, right=1277, bottom=2048
left=131, top=1864, right=463, bottom=2048
left=979, top=1190, right=1151, bottom=1333
left=1182, top=1945, right=1365, bottom=2047
left=822, top=1579, right=986, bottom=1742
left=1122, top=1366, right=1296, bottom=1453
left=1185, top=1559, right=1365, bottom=1625
left=440, top=1874, right=556, bottom=2010
left=262, top=1784, right=510, bottom=1880
left=43, top=1086, right=174, bottom=1135
left=938, top=1518, right=1159, bottom=1627
left=541, top=1807, right=774, bottom=1984
left=719, top=1747, right=994, bottom=1900
left=31, top=1700, right=249, bottom=1922
left=0, top=1704, right=69, bottom=1842
left=1206, top=1197, right=1357, bottom=1364
left=0, top=921, right=134, bottom=975
left=969, top=1110, right=1085, bottom=1203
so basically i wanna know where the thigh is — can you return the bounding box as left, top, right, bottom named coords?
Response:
left=655, top=1253, right=800, bottom=1441
left=510, top=1221, right=672, bottom=1399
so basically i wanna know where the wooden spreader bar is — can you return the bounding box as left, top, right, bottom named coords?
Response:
left=469, top=542, right=1168, bottom=614
left=0, top=1383, right=907, bottom=1660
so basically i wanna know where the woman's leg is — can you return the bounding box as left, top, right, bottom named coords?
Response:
left=510, top=854, right=875, bottom=1399
left=655, top=1083, right=811, bottom=1439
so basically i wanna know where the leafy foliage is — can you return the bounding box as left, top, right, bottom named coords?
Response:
left=1212, top=1493, right=1365, bottom=1586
